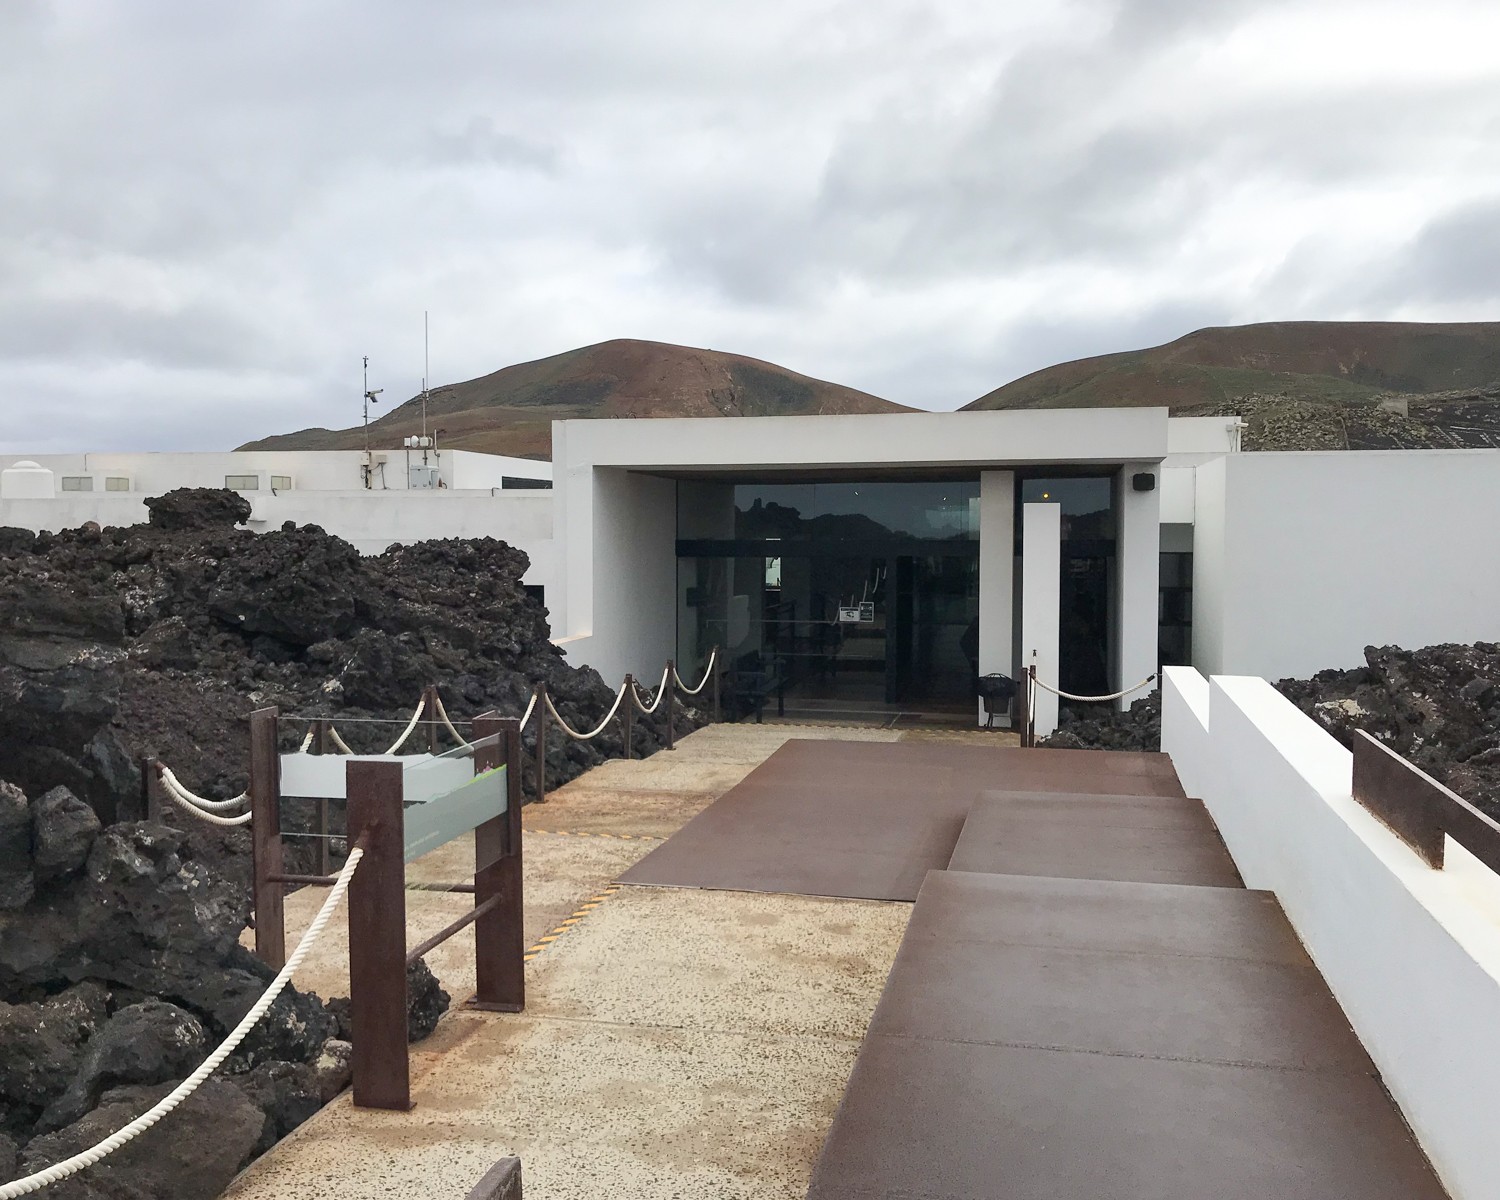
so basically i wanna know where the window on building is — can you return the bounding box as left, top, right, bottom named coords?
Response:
left=1158, top=551, right=1193, bottom=667
left=60, top=476, right=93, bottom=491
left=225, top=474, right=260, bottom=491
left=270, top=475, right=292, bottom=491
left=104, top=477, right=130, bottom=492
left=501, top=476, right=552, bottom=490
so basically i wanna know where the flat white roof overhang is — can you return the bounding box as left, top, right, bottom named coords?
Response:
left=555, top=407, right=1169, bottom=474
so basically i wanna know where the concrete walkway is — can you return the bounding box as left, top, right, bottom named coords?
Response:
left=225, top=722, right=1012, bottom=1200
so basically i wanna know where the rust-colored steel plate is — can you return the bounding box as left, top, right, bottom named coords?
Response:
left=946, top=792, right=1243, bottom=887
left=807, top=871, right=1448, bottom=1200
left=619, top=739, right=1188, bottom=901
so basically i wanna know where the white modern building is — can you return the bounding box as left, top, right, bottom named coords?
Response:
left=5, top=407, right=1499, bottom=735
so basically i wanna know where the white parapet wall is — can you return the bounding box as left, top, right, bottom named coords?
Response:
left=1161, top=665, right=1500, bottom=1200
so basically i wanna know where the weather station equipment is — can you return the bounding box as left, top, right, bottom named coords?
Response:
left=361, top=355, right=384, bottom=489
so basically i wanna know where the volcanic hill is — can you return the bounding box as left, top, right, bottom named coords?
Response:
left=241, top=339, right=914, bottom=459
left=962, top=320, right=1500, bottom=450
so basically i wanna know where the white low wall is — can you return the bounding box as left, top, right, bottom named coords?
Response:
left=1161, top=666, right=1500, bottom=1200
left=0, top=491, right=557, bottom=594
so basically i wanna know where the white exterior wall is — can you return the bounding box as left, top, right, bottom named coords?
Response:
left=1020, top=502, right=1062, bottom=737
left=0, top=449, right=548, bottom=495
left=550, top=408, right=1171, bottom=701
left=1115, top=464, right=1161, bottom=708
left=582, top=468, right=677, bottom=683
left=1192, top=451, right=1500, bottom=678
left=1161, top=668, right=1500, bottom=1200
left=0, top=490, right=556, bottom=586
left=978, top=471, right=1016, bottom=723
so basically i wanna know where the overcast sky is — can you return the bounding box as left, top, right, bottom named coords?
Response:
left=2, top=0, right=1498, bottom=453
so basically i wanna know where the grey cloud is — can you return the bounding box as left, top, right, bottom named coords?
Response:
left=0, top=0, right=1497, bottom=450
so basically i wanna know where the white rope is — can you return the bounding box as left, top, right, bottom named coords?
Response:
left=671, top=648, right=717, bottom=696
left=296, top=729, right=315, bottom=753
left=327, top=727, right=354, bottom=755
left=157, top=773, right=253, bottom=826
left=383, top=699, right=427, bottom=755
left=1030, top=672, right=1158, bottom=703
left=432, top=693, right=472, bottom=748
left=517, top=691, right=537, bottom=733
left=155, top=766, right=250, bottom=820
left=543, top=680, right=630, bottom=741
left=631, top=666, right=672, bottom=715
left=0, top=846, right=364, bottom=1199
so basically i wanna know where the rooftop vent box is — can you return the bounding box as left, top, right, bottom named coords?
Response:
left=409, top=465, right=439, bottom=490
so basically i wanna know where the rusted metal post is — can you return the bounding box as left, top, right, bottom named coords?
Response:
left=346, top=758, right=410, bottom=1110
left=313, top=718, right=331, bottom=876
left=664, top=660, right=676, bottom=750
left=424, top=684, right=440, bottom=754
left=471, top=713, right=525, bottom=1012
left=711, top=648, right=721, bottom=724
left=533, top=684, right=548, bottom=806
left=620, top=674, right=634, bottom=761
left=141, top=757, right=162, bottom=824
left=249, top=707, right=285, bottom=969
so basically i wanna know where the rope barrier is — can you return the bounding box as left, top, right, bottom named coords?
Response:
left=631, top=666, right=672, bottom=715
left=382, top=699, right=427, bottom=755
left=671, top=648, right=717, bottom=696
left=296, top=729, right=315, bottom=754
left=327, top=727, right=355, bottom=756
left=0, top=846, right=364, bottom=1199
left=517, top=691, right=537, bottom=734
left=432, top=693, right=472, bottom=748
left=543, top=680, right=630, bottom=741
left=1030, top=672, right=1158, bottom=704
left=155, top=768, right=251, bottom=826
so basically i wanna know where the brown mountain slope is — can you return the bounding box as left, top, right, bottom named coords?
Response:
left=961, top=320, right=1500, bottom=449
left=240, top=339, right=915, bottom=459
left=964, top=321, right=1500, bottom=410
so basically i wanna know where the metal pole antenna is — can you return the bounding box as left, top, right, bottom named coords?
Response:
left=362, top=355, right=370, bottom=457
left=423, top=311, right=429, bottom=444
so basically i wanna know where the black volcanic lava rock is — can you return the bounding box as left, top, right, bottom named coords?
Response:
left=143, top=487, right=252, bottom=531
left=0, top=781, right=33, bottom=910
left=31, top=786, right=101, bottom=886
left=36, top=1000, right=207, bottom=1134
left=1043, top=691, right=1161, bottom=753
left=405, top=957, right=450, bottom=1042
left=19, top=1077, right=266, bottom=1200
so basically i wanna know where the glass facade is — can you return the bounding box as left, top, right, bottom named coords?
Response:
left=677, top=480, right=980, bottom=717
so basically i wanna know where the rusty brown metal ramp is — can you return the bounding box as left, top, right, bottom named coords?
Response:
left=947, top=790, right=1243, bottom=887
left=807, top=871, right=1447, bottom=1200
left=617, top=739, right=1185, bottom=901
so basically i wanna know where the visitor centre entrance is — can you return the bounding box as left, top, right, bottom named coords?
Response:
left=674, top=473, right=1120, bottom=723
left=676, top=479, right=981, bottom=721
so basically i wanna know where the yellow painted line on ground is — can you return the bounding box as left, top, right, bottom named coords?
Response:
left=523, top=885, right=623, bottom=963
left=524, top=827, right=665, bottom=842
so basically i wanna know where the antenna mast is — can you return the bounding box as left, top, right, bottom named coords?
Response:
left=423, top=310, right=429, bottom=443
left=361, top=355, right=383, bottom=487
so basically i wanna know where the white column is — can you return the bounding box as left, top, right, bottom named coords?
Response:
left=1021, top=502, right=1061, bottom=738
left=1115, top=464, right=1162, bottom=710
left=977, top=470, right=1015, bottom=725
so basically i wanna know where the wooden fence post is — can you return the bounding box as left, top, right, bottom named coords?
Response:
left=346, top=758, right=410, bottom=1111
left=711, top=649, right=722, bottom=724
left=249, top=707, right=285, bottom=969
left=141, top=757, right=162, bottom=824
left=664, top=660, right=676, bottom=750
left=424, top=684, right=440, bottom=754
left=533, top=684, right=548, bottom=806
left=313, top=718, right=331, bottom=876
left=471, top=714, right=525, bottom=1012
left=620, top=674, right=634, bottom=761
